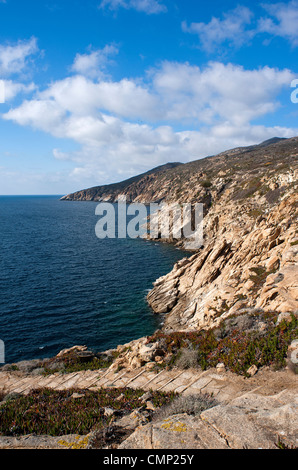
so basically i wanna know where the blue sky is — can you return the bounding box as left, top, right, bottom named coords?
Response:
left=0, top=0, right=297, bottom=195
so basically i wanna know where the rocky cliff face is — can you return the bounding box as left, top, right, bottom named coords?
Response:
left=145, top=137, right=298, bottom=333
left=64, top=137, right=298, bottom=334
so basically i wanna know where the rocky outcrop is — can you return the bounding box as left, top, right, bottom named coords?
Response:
left=148, top=193, right=298, bottom=332
left=120, top=389, right=298, bottom=449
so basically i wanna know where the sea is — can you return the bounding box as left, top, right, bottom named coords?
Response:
left=0, top=196, right=189, bottom=363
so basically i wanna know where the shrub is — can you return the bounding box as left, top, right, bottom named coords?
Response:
left=153, top=393, right=217, bottom=421
left=200, top=180, right=212, bottom=188
left=175, top=348, right=199, bottom=370
left=146, top=312, right=298, bottom=376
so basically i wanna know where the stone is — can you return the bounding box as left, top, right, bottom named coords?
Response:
left=216, top=363, right=225, bottom=372
left=114, top=410, right=149, bottom=431
left=71, top=392, right=85, bottom=399
left=247, top=365, right=258, bottom=377
left=0, top=434, right=90, bottom=449
left=139, top=392, right=152, bottom=402
left=104, top=407, right=115, bottom=417
left=119, top=413, right=229, bottom=449
left=145, top=401, right=156, bottom=411
left=145, top=362, right=156, bottom=370
left=56, top=345, right=88, bottom=358
left=287, top=339, right=298, bottom=374
left=129, top=356, right=143, bottom=369
left=154, top=356, right=163, bottom=363
left=200, top=390, right=298, bottom=449
left=276, top=312, right=297, bottom=325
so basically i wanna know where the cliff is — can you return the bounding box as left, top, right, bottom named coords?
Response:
left=1, top=136, right=297, bottom=450
left=62, top=136, right=298, bottom=334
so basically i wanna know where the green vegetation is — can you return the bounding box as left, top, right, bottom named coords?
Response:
left=146, top=313, right=298, bottom=376
left=249, top=266, right=278, bottom=293
left=200, top=179, right=212, bottom=188
left=0, top=387, right=176, bottom=437
left=43, top=352, right=120, bottom=375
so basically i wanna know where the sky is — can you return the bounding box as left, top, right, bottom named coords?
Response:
left=0, top=0, right=297, bottom=195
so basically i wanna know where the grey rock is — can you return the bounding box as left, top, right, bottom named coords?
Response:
left=201, top=390, right=298, bottom=449
left=119, top=413, right=229, bottom=449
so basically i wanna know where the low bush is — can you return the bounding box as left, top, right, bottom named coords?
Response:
left=153, top=393, right=217, bottom=421
left=0, top=387, right=176, bottom=437
left=175, top=348, right=199, bottom=370
left=147, top=312, right=298, bottom=376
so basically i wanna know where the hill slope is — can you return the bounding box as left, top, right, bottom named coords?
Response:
left=60, top=162, right=182, bottom=202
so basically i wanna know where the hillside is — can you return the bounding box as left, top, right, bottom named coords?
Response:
left=61, top=136, right=294, bottom=206
left=60, top=162, right=182, bottom=202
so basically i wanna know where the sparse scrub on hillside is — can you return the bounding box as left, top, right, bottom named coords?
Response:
left=146, top=313, right=298, bottom=376
left=153, top=393, right=217, bottom=421
left=0, top=387, right=176, bottom=437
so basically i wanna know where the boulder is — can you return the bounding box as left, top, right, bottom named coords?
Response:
left=120, top=390, right=298, bottom=449
left=119, top=413, right=229, bottom=449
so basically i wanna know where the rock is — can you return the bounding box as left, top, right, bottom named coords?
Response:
left=44, top=360, right=65, bottom=372
left=287, top=339, right=298, bottom=374
left=138, top=343, right=164, bottom=363
left=154, top=356, right=163, bottom=363
left=265, top=255, right=280, bottom=272
left=146, top=192, right=298, bottom=332
left=139, top=392, right=152, bottom=402
left=104, top=407, right=115, bottom=418
left=71, top=392, right=85, bottom=399
left=56, top=345, right=88, bottom=357
left=8, top=359, right=42, bottom=374
left=114, top=409, right=149, bottom=431
left=120, top=390, right=298, bottom=450
left=129, top=356, right=143, bottom=369
left=145, top=401, right=156, bottom=411
left=201, top=390, right=298, bottom=449
left=119, top=413, right=229, bottom=449
left=0, top=434, right=90, bottom=449
left=30, top=368, right=45, bottom=376
left=145, top=362, right=156, bottom=370
left=276, top=312, right=297, bottom=325
left=216, top=363, right=226, bottom=373
left=247, top=365, right=258, bottom=377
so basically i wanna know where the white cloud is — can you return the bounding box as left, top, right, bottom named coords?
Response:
left=183, top=2, right=298, bottom=51
left=1, top=80, right=36, bottom=101
left=99, top=0, right=167, bottom=14
left=2, top=60, right=296, bottom=186
left=182, top=6, right=254, bottom=52
left=258, top=1, right=298, bottom=46
left=71, top=44, right=119, bottom=78
left=0, top=37, right=38, bottom=76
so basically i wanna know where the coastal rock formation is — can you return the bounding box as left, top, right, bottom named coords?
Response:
left=120, top=390, right=298, bottom=449
left=62, top=136, right=298, bottom=336
left=148, top=193, right=298, bottom=332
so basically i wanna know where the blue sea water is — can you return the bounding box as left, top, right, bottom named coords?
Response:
left=0, top=196, right=188, bottom=363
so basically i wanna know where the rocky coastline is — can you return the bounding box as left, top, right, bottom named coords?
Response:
left=1, top=137, right=297, bottom=449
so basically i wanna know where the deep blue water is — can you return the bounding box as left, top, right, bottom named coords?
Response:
left=0, top=196, right=188, bottom=363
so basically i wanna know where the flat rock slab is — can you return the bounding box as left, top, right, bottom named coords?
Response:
left=119, top=413, right=229, bottom=449
left=0, top=434, right=90, bottom=449
left=201, top=389, right=298, bottom=449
